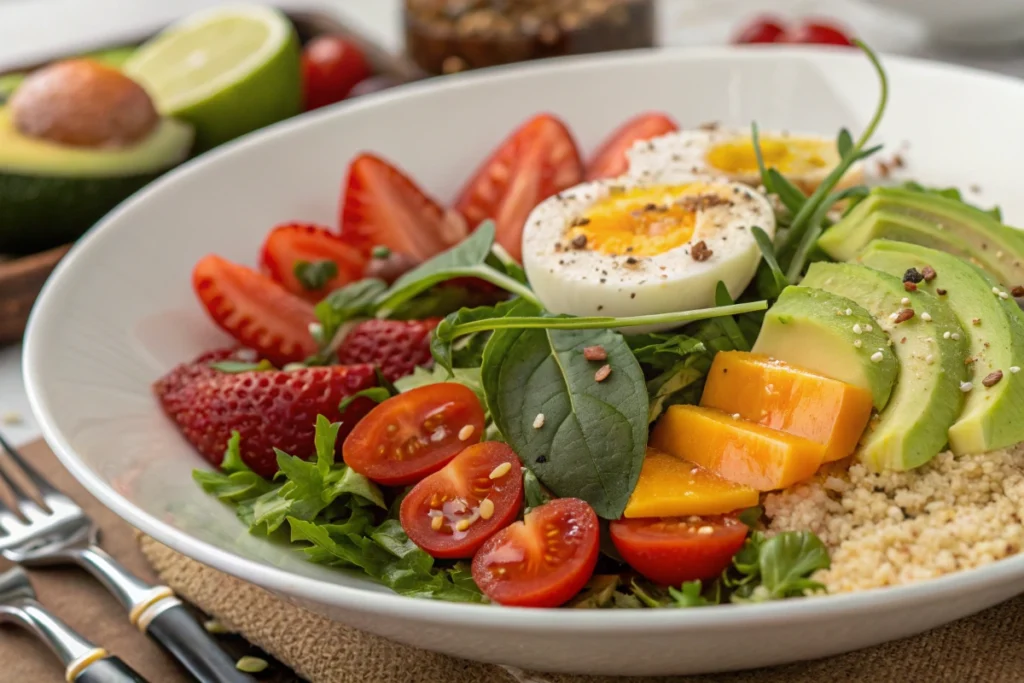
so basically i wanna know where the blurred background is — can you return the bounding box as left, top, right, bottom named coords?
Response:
left=3, top=0, right=1024, bottom=447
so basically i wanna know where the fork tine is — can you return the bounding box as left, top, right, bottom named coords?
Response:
left=0, top=433, right=51, bottom=518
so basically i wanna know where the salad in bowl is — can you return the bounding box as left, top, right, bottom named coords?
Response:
left=150, top=42, right=1024, bottom=612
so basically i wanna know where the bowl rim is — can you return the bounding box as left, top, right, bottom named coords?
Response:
left=24, top=44, right=1024, bottom=630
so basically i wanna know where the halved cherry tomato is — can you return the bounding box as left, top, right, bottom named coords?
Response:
left=259, top=222, right=368, bottom=301
left=610, top=515, right=748, bottom=586
left=472, top=497, right=599, bottom=607
left=302, top=35, right=371, bottom=111
left=782, top=21, right=854, bottom=47
left=454, top=113, right=583, bottom=262
left=340, top=153, right=468, bottom=260
left=400, top=441, right=523, bottom=559
left=192, top=254, right=317, bottom=367
left=584, top=112, right=679, bottom=181
left=342, top=383, right=485, bottom=486
left=732, top=16, right=786, bottom=44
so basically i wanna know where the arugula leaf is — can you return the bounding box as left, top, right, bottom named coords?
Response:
left=294, top=259, right=339, bottom=291
left=568, top=575, right=621, bottom=608
left=712, top=282, right=750, bottom=351
left=208, top=360, right=275, bottom=374
left=482, top=323, right=648, bottom=519
left=738, top=505, right=764, bottom=529
left=312, top=278, right=387, bottom=355
left=523, top=468, right=551, bottom=509
left=668, top=580, right=719, bottom=607
left=339, top=387, right=392, bottom=413
left=192, top=432, right=275, bottom=503
left=645, top=355, right=708, bottom=422
left=751, top=226, right=789, bottom=299
left=376, top=222, right=539, bottom=316
left=393, top=365, right=486, bottom=408
left=758, top=531, right=830, bottom=599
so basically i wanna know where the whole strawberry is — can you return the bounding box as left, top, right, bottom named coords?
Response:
left=336, top=318, right=439, bottom=382
left=155, top=354, right=377, bottom=477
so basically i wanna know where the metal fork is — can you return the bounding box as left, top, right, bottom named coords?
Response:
left=0, top=566, right=148, bottom=682
left=0, top=433, right=251, bottom=683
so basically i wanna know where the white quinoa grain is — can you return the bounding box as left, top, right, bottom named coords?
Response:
left=854, top=340, right=863, bottom=349
left=1011, top=366, right=1021, bottom=374
left=765, top=446, right=1024, bottom=593
left=960, top=381, right=974, bottom=392
left=921, top=312, right=932, bottom=322
left=865, top=324, right=873, bottom=332
left=870, top=351, right=884, bottom=363
left=853, top=324, right=863, bottom=335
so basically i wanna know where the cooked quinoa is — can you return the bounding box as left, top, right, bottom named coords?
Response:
left=764, top=445, right=1024, bottom=593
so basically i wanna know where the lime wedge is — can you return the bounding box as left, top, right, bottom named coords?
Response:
left=125, top=5, right=301, bottom=152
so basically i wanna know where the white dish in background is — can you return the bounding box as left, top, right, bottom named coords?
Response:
left=22, top=47, right=1024, bottom=675
left=859, top=0, right=1024, bottom=45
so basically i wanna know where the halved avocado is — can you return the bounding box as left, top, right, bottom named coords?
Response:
left=802, top=262, right=968, bottom=471
left=818, top=186, right=1024, bottom=287
left=0, top=106, right=193, bottom=253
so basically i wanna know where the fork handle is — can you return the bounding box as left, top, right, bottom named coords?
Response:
left=142, top=600, right=253, bottom=683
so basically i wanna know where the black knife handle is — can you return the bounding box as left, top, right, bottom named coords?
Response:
left=72, top=656, right=148, bottom=683
left=143, top=601, right=252, bottom=683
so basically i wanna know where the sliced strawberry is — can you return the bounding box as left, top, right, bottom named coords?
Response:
left=584, top=112, right=679, bottom=180
left=454, top=113, right=583, bottom=262
left=192, top=255, right=318, bottom=367
left=156, top=357, right=378, bottom=477
left=336, top=318, right=440, bottom=382
left=259, top=222, right=368, bottom=301
left=153, top=347, right=244, bottom=398
left=339, top=153, right=467, bottom=260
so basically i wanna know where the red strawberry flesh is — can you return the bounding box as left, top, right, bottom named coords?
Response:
left=335, top=318, right=439, bottom=382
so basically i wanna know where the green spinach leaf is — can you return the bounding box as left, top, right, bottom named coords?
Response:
left=758, top=531, right=830, bottom=599
left=294, top=259, right=339, bottom=291
left=482, top=323, right=648, bottom=519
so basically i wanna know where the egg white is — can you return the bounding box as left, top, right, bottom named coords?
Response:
left=521, top=174, right=776, bottom=327
left=626, top=127, right=863, bottom=196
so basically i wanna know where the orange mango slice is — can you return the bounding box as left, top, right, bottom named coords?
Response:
left=623, top=448, right=759, bottom=519
left=650, top=405, right=826, bottom=491
left=700, top=351, right=873, bottom=463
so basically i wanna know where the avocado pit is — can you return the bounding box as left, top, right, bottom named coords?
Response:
left=9, top=59, right=158, bottom=148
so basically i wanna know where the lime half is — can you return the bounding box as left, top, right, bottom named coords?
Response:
left=125, top=4, right=301, bottom=152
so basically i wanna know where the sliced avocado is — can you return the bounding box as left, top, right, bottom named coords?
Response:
left=0, top=106, right=193, bottom=253
left=801, top=262, right=968, bottom=471
left=819, top=186, right=1024, bottom=287
left=858, top=240, right=1024, bottom=454
left=752, top=286, right=898, bottom=411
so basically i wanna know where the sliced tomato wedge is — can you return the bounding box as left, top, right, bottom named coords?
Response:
left=259, top=222, right=368, bottom=301
left=339, top=153, right=467, bottom=260
left=342, top=383, right=485, bottom=486
left=454, top=113, right=583, bottom=262
left=584, top=112, right=679, bottom=180
left=192, top=254, right=317, bottom=367
left=610, top=515, right=748, bottom=586
left=472, top=497, right=599, bottom=607
left=400, top=441, right=523, bottom=559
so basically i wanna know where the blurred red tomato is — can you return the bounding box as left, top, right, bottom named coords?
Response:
left=732, top=16, right=785, bottom=44
left=302, top=36, right=371, bottom=110
left=782, top=21, right=855, bottom=46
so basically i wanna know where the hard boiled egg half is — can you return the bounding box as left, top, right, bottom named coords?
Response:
left=626, top=126, right=863, bottom=195
left=521, top=175, right=776, bottom=325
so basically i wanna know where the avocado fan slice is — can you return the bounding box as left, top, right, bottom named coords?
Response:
left=801, top=261, right=968, bottom=472
left=859, top=239, right=1024, bottom=455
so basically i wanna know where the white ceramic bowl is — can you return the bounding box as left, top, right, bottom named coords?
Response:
left=23, top=47, right=1024, bottom=676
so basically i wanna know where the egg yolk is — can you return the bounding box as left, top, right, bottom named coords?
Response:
left=705, top=136, right=832, bottom=175
left=566, top=184, right=725, bottom=257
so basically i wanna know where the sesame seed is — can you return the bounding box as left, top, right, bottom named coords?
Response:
left=732, top=413, right=741, bottom=420
left=952, top=333, right=961, bottom=340
left=901, top=297, right=910, bottom=306
left=458, top=425, right=475, bottom=441
left=479, top=498, right=495, bottom=520
left=983, top=370, right=1004, bottom=387
left=854, top=340, right=863, bottom=348
left=845, top=308, right=853, bottom=316
left=697, top=526, right=714, bottom=535
left=489, top=462, right=513, bottom=480
left=853, top=324, right=863, bottom=334
left=871, top=351, right=884, bottom=363
left=925, top=354, right=934, bottom=364
left=455, top=519, right=472, bottom=532
left=1000, top=291, right=1010, bottom=300
left=1011, top=366, right=1021, bottom=374
left=943, top=331, right=951, bottom=339
left=431, top=515, right=444, bottom=531
left=595, top=364, right=612, bottom=382
left=865, top=324, right=873, bottom=332
left=921, top=312, right=932, bottom=322
left=533, top=413, right=545, bottom=429
left=993, top=287, right=1002, bottom=295
left=960, top=381, right=974, bottom=393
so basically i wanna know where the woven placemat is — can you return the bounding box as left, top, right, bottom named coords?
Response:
left=4, top=440, right=1024, bottom=683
